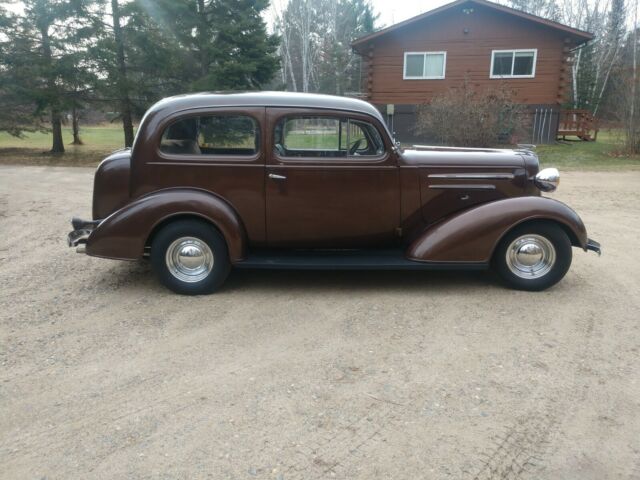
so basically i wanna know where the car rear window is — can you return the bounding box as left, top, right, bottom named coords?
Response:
left=160, top=114, right=259, bottom=156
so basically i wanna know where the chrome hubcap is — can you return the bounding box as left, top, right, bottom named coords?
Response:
left=506, top=234, right=556, bottom=279
left=166, top=237, right=214, bottom=283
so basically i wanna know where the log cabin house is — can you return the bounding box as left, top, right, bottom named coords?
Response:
left=351, top=0, right=595, bottom=144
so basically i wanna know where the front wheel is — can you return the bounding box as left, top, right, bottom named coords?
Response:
left=151, top=219, right=230, bottom=295
left=493, top=223, right=572, bottom=291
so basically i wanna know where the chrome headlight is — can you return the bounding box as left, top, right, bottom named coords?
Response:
left=534, top=168, right=560, bottom=192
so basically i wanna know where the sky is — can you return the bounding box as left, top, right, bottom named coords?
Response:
left=370, top=0, right=452, bottom=27
left=0, top=0, right=452, bottom=28
left=265, top=0, right=454, bottom=30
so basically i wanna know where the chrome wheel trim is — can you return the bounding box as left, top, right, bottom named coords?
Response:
left=506, top=234, right=556, bottom=279
left=165, top=237, right=214, bottom=283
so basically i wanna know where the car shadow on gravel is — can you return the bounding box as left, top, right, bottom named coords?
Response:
left=88, top=260, right=503, bottom=295
left=223, top=268, right=502, bottom=294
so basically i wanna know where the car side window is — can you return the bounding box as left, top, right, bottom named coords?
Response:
left=160, top=114, right=259, bottom=156
left=274, top=116, right=384, bottom=158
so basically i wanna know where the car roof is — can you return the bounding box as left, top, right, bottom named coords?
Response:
left=147, top=91, right=385, bottom=122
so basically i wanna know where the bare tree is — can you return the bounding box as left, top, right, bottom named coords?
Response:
left=273, top=0, right=377, bottom=94
left=504, top=0, right=627, bottom=113
left=591, top=0, right=627, bottom=114
left=272, top=1, right=298, bottom=91
left=273, top=0, right=319, bottom=92
left=558, top=0, right=617, bottom=110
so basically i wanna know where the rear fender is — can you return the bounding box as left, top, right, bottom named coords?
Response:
left=86, top=188, right=247, bottom=262
left=406, top=196, right=588, bottom=263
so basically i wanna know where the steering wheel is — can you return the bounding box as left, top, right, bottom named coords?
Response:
left=274, top=143, right=286, bottom=156
left=348, top=139, right=364, bottom=155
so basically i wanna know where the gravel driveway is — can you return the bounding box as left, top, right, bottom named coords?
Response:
left=1, top=165, right=639, bottom=479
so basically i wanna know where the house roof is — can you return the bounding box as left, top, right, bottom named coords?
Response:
left=351, top=0, right=593, bottom=49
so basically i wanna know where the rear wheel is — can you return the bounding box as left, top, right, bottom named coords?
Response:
left=151, top=219, right=230, bottom=295
left=493, top=222, right=572, bottom=291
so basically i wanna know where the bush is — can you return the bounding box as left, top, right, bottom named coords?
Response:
left=415, top=80, right=525, bottom=147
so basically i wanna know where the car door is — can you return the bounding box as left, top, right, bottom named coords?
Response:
left=265, top=108, right=400, bottom=248
left=133, top=107, right=268, bottom=245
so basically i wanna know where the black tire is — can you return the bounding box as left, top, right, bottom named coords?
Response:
left=493, top=222, right=572, bottom=291
left=150, top=219, right=230, bottom=295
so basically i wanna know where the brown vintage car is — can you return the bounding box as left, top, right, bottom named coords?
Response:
left=68, top=92, right=600, bottom=294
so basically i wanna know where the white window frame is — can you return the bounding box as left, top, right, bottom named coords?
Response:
left=490, top=49, right=537, bottom=79
left=403, top=51, right=447, bottom=80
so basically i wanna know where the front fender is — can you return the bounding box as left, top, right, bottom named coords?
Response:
left=407, top=196, right=588, bottom=263
left=86, top=188, right=247, bottom=262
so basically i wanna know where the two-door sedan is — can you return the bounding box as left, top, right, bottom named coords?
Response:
left=68, top=92, right=600, bottom=294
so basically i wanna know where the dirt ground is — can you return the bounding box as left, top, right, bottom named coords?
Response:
left=0, top=165, right=639, bottom=480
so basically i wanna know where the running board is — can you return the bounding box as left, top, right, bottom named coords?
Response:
left=234, top=249, right=488, bottom=271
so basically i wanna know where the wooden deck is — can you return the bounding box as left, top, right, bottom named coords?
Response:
left=558, top=109, right=599, bottom=141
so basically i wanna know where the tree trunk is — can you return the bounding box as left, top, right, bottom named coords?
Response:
left=593, top=42, right=621, bottom=116
left=629, top=1, right=638, bottom=152
left=572, top=47, right=582, bottom=109
left=111, top=0, right=135, bottom=148
left=50, top=110, right=65, bottom=153
left=197, top=0, right=209, bottom=77
left=39, top=18, right=64, bottom=153
left=281, top=28, right=297, bottom=91
left=70, top=105, right=83, bottom=145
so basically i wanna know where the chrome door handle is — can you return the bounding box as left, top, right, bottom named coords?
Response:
left=268, top=173, right=287, bottom=180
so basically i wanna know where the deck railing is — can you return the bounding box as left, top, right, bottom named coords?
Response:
left=558, top=109, right=599, bottom=141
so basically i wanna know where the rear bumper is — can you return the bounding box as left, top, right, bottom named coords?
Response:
left=585, top=238, right=602, bottom=256
left=67, top=217, right=100, bottom=253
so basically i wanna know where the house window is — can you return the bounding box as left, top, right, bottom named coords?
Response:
left=490, top=49, right=537, bottom=78
left=403, top=52, right=446, bottom=79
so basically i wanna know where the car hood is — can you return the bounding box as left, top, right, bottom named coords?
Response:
left=401, top=146, right=529, bottom=167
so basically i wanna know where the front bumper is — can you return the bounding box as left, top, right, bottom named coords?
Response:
left=67, top=217, right=100, bottom=253
left=585, top=238, right=602, bottom=256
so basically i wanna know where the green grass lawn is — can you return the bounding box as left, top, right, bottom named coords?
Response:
left=536, top=130, right=640, bottom=170
left=0, top=125, right=127, bottom=167
left=0, top=125, right=125, bottom=149
left=1, top=125, right=638, bottom=169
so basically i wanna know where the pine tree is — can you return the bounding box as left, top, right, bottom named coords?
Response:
left=90, top=0, right=187, bottom=147
left=0, top=0, right=95, bottom=152
left=0, top=5, right=45, bottom=136
left=89, top=0, right=279, bottom=147
left=144, top=0, right=280, bottom=91
left=204, top=0, right=279, bottom=90
left=110, top=0, right=134, bottom=147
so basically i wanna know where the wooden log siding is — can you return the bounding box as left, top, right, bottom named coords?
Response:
left=558, top=39, right=573, bottom=103
left=364, top=4, right=576, bottom=106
